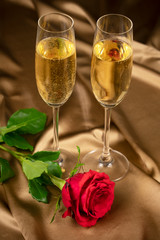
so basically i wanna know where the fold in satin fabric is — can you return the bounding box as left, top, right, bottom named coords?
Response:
left=0, top=0, right=160, bottom=239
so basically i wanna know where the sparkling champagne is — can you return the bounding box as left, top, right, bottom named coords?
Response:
left=91, top=39, right=133, bottom=107
left=35, top=37, right=76, bottom=106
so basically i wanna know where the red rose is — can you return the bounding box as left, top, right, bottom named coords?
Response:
left=62, top=170, right=115, bottom=227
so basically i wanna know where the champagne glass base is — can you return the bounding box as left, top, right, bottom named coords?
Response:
left=35, top=147, right=76, bottom=179
left=82, top=148, right=129, bottom=182
left=57, top=148, right=77, bottom=179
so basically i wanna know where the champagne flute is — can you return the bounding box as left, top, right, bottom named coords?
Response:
left=35, top=13, right=76, bottom=176
left=83, top=14, right=133, bottom=181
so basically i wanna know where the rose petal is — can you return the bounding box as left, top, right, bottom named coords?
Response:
left=80, top=172, right=115, bottom=218
left=62, top=173, right=84, bottom=208
left=62, top=182, right=72, bottom=208
left=62, top=208, right=72, bottom=218
left=68, top=173, right=84, bottom=200
left=74, top=206, right=98, bottom=227
left=78, top=171, right=98, bottom=212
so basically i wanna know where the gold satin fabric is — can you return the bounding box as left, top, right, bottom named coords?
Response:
left=0, top=0, right=160, bottom=239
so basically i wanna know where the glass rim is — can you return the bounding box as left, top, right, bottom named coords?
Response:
left=38, top=12, right=74, bottom=34
left=97, top=13, right=133, bottom=35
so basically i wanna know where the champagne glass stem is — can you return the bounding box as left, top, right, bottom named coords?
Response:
left=52, top=107, right=60, bottom=151
left=100, top=107, right=112, bottom=163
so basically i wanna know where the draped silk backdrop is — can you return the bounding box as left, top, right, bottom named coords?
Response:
left=0, top=0, right=160, bottom=239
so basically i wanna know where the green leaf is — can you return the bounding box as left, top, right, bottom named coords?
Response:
left=77, top=145, right=80, bottom=156
left=35, top=175, right=53, bottom=186
left=47, top=161, right=62, bottom=178
left=22, top=159, right=48, bottom=180
left=6, top=108, right=47, bottom=135
left=69, top=146, right=82, bottom=177
left=50, top=195, right=62, bottom=223
left=30, top=151, right=62, bottom=177
left=3, top=132, right=33, bottom=151
left=31, top=151, right=60, bottom=161
left=0, top=158, right=15, bottom=183
left=0, top=127, right=5, bottom=142
left=49, top=175, right=66, bottom=191
left=0, top=134, right=3, bottom=143
left=28, top=179, right=48, bottom=203
left=69, top=163, right=84, bottom=178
